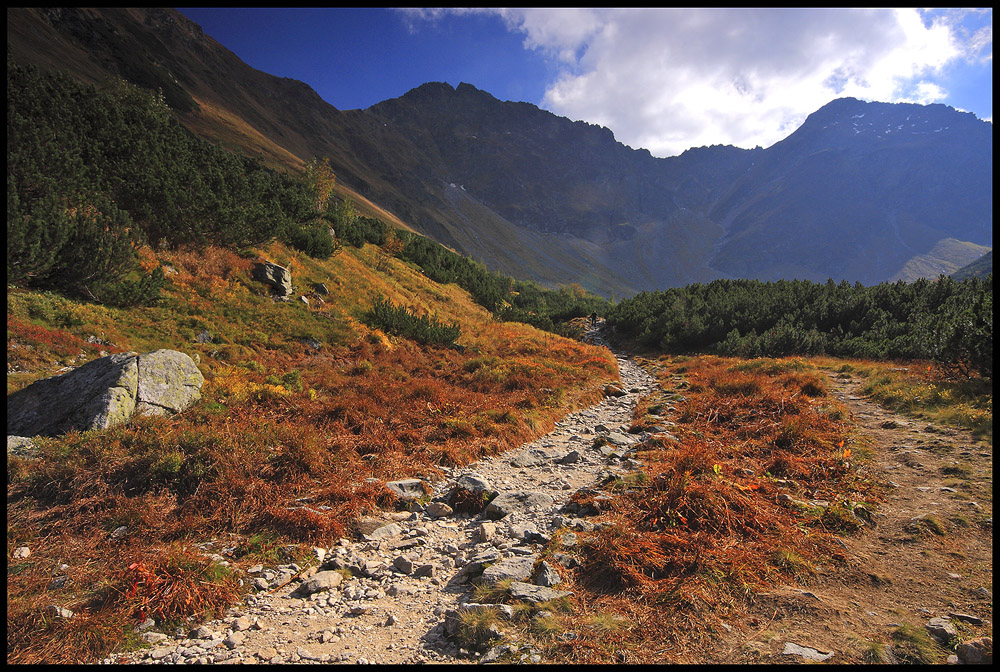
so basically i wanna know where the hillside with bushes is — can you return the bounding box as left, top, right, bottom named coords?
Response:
left=6, top=54, right=619, bottom=663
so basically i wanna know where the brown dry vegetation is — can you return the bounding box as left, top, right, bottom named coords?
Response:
left=6, top=242, right=617, bottom=664
left=520, top=355, right=891, bottom=663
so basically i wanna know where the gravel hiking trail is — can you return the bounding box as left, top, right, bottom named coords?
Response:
left=106, top=331, right=993, bottom=665
left=108, top=327, right=659, bottom=665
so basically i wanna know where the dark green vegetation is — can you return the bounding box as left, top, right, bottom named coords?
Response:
left=395, top=231, right=610, bottom=335
left=7, top=56, right=321, bottom=304
left=6, top=55, right=608, bottom=333
left=952, top=250, right=993, bottom=281
left=608, top=277, right=992, bottom=378
left=361, top=296, right=461, bottom=346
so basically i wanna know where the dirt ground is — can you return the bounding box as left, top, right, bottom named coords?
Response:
left=700, top=370, right=993, bottom=664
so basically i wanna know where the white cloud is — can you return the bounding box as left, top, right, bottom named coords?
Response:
left=413, top=8, right=989, bottom=157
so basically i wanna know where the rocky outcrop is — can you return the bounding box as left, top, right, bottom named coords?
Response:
left=252, top=261, right=293, bottom=296
left=7, top=349, right=203, bottom=438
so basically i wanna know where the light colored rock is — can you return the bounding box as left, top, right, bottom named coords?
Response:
left=926, top=617, right=958, bottom=644
left=425, top=502, right=453, bottom=518
left=534, top=561, right=562, bottom=587
left=782, top=642, right=834, bottom=661
left=292, top=570, right=344, bottom=597
left=481, top=556, right=537, bottom=585
left=455, top=472, right=491, bottom=492
left=366, top=522, right=404, bottom=541
left=252, top=261, right=293, bottom=296
left=134, top=349, right=203, bottom=417
left=507, top=581, right=572, bottom=603
left=385, top=479, right=429, bottom=501
left=6, top=349, right=202, bottom=437
left=484, top=490, right=554, bottom=520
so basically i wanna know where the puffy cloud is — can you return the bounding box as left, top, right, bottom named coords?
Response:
left=407, top=8, right=990, bottom=157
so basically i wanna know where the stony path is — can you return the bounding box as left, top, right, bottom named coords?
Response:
left=105, top=327, right=659, bottom=665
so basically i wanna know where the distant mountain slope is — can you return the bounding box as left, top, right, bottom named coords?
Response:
left=6, top=7, right=992, bottom=296
left=708, top=97, right=993, bottom=284
left=892, top=239, right=992, bottom=282
left=951, top=251, right=993, bottom=280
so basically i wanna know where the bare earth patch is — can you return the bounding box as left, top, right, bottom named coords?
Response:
left=702, top=371, right=993, bottom=664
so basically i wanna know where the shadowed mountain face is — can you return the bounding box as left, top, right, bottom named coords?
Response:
left=8, top=7, right=992, bottom=296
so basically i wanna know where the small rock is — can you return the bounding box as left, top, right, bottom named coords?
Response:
left=949, top=612, right=983, bottom=626
left=925, top=617, right=958, bottom=644
left=231, top=616, right=253, bottom=632
left=365, top=523, right=404, bottom=541
left=149, top=647, right=173, bottom=660
left=393, top=556, right=414, bottom=575
left=559, top=450, right=582, bottom=464
left=534, top=561, right=562, bottom=587
left=956, top=637, right=992, bottom=665
left=477, top=522, right=498, bottom=543
left=507, top=581, right=572, bottom=604
left=12, top=547, right=30, bottom=560
left=224, top=632, right=245, bottom=649
left=425, top=502, right=453, bottom=518
left=291, top=570, right=343, bottom=597
left=782, top=642, right=834, bottom=661
left=385, top=479, right=429, bottom=501
left=413, top=564, right=435, bottom=578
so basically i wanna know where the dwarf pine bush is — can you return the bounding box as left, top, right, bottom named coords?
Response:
left=361, top=296, right=461, bottom=346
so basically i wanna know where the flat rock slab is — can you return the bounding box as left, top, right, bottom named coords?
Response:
left=385, top=479, right=429, bottom=501
left=291, top=571, right=343, bottom=597
left=782, top=642, right=834, bottom=661
left=480, top=555, right=537, bottom=585
left=509, top=446, right=563, bottom=468
left=483, top=491, right=555, bottom=520
left=507, top=581, right=572, bottom=604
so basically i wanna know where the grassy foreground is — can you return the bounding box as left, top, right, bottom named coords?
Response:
left=454, top=353, right=991, bottom=663
left=6, top=241, right=618, bottom=664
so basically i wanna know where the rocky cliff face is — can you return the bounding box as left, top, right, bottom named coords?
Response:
left=7, top=7, right=991, bottom=296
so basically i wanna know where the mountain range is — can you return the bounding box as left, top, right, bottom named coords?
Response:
left=7, top=7, right=992, bottom=297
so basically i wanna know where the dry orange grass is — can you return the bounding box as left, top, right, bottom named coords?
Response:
left=7, top=242, right=618, bottom=664
left=538, top=354, right=877, bottom=663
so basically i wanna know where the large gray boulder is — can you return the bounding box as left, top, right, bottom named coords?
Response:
left=135, top=349, right=205, bottom=417
left=7, top=350, right=203, bottom=438
left=252, top=261, right=293, bottom=296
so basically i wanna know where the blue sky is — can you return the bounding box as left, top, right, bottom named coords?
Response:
left=178, top=7, right=992, bottom=158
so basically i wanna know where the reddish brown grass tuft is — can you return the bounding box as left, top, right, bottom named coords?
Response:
left=542, top=354, right=878, bottom=663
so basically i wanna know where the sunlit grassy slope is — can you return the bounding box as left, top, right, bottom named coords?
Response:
left=6, top=239, right=618, bottom=663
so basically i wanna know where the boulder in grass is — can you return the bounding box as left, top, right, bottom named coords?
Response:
left=6, top=350, right=203, bottom=438
left=252, top=261, right=293, bottom=296
left=135, top=349, right=205, bottom=417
